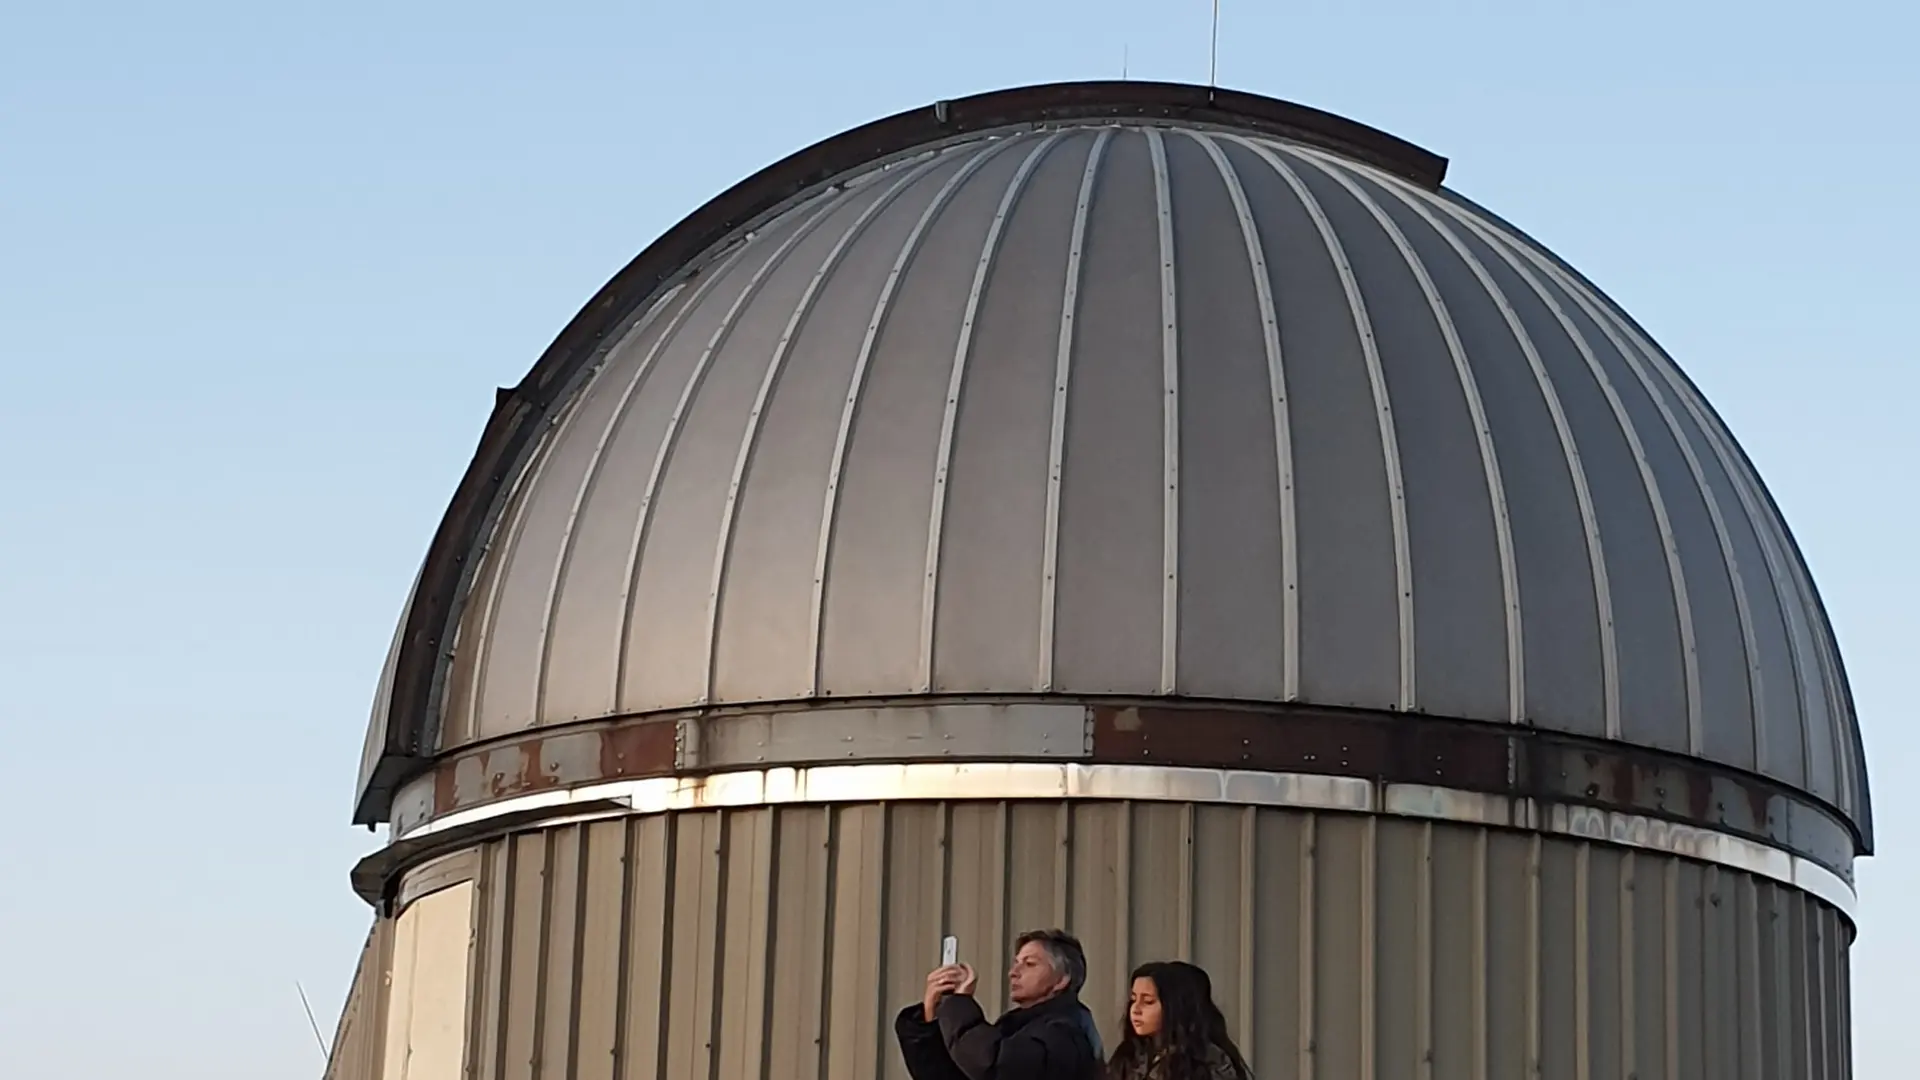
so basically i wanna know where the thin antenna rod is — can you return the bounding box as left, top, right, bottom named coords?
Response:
left=1209, top=0, right=1221, bottom=85
left=296, top=981, right=330, bottom=1065
left=1123, top=43, right=1130, bottom=80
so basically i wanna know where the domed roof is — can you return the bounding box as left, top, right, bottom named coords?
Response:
left=356, top=82, right=1868, bottom=851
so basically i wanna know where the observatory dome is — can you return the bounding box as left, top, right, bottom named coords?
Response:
left=356, top=83, right=1868, bottom=868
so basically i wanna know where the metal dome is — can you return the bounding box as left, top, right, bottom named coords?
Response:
left=356, top=82, right=1868, bottom=857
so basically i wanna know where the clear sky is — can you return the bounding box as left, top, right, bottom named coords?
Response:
left=1, top=2, right=1913, bottom=1077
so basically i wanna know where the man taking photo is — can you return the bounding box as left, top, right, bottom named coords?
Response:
left=894, top=928, right=1104, bottom=1080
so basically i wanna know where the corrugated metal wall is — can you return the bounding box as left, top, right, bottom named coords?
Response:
left=326, top=919, right=390, bottom=1080
left=440, top=802, right=1851, bottom=1080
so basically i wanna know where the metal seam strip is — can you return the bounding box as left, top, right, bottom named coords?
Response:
left=528, top=261, right=730, bottom=727
left=920, top=132, right=1064, bottom=692
left=1146, top=128, right=1182, bottom=696
left=806, top=142, right=1011, bottom=697
left=1037, top=128, right=1113, bottom=693
left=1235, top=135, right=1415, bottom=709
left=1299, top=813, right=1317, bottom=1080
left=1621, top=852, right=1637, bottom=1072
left=1525, top=834, right=1542, bottom=1079
left=1361, top=814, right=1377, bottom=1080
left=386, top=763, right=1859, bottom=923
left=1575, top=842, right=1591, bottom=1080
left=1492, top=231, right=1833, bottom=800
left=1364, top=165, right=1620, bottom=736
left=1288, top=150, right=1523, bottom=723
left=1415, top=820, right=1433, bottom=1080
left=704, top=160, right=937, bottom=703
left=1190, top=131, right=1300, bottom=701
left=613, top=188, right=856, bottom=707
left=1472, top=827, right=1489, bottom=1078
left=1465, top=212, right=1703, bottom=754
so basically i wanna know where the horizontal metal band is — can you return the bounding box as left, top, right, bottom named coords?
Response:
left=371, top=762, right=1856, bottom=922
left=387, top=698, right=1861, bottom=881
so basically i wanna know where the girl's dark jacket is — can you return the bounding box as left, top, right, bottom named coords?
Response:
left=1107, top=1045, right=1248, bottom=1080
left=894, top=992, right=1104, bottom=1080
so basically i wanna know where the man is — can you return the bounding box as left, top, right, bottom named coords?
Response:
left=894, top=928, right=1105, bottom=1080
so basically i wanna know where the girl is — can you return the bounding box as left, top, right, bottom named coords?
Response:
left=1107, top=961, right=1253, bottom=1080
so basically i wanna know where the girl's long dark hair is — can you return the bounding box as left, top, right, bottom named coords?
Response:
left=1108, top=961, right=1252, bottom=1080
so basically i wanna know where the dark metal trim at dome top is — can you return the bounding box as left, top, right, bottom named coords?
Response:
left=353, top=80, right=1449, bottom=825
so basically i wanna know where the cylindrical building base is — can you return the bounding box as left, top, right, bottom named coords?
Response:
left=337, top=800, right=1853, bottom=1080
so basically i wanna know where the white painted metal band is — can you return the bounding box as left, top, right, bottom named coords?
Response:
left=388, top=761, right=1858, bottom=920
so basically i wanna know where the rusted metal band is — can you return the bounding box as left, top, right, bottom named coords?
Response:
left=355, top=762, right=1858, bottom=926
left=380, top=697, right=1859, bottom=884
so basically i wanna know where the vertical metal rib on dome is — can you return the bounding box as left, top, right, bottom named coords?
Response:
left=705, top=158, right=939, bottom=704
left=1187, top=131, right=1301, bottom=702
left=614, top=191, right=854, bottom=707
left=1284, top=147, right=1522, bottom=723
left=921, top=132, right=1063, bottom=693
left=1232, top=136, right=1416, bottom=710
left=1038, top=129, right=1113, bottom=694
left=1147, top=128, right=1182, bottom=696
left=1376, top=175, right=1622, bottom=736
left=808, top=142, right=1009, bottom=698
left=1473, top=220, right=1703, bottom=754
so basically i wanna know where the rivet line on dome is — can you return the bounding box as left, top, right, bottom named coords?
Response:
left=528, top=265, right=732, bottom=733
left=615, top=187, right=856, bottom=710
left=1189, top=131, right=1301, bottom=701
left=921, top=131, right=1064, bottom=694
left=809, top=140, right=1012, bottom=698
left=705, top=157, right=938, bottom=705
left=1285, top=148, right=1525, bottom=724
left=1147, top=128, right=1181, bottom=697
left=1038, top=128, right=1113, bottom=694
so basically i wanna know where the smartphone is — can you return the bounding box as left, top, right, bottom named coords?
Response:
left=941, top=935, right=958, bottom=966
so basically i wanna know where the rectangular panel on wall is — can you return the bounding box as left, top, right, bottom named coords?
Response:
left=1127, top=802, right=1191, bottom=963
left=1068, top=801, right=1129, bottom=1046
left=1372, top=818, right=1424, bottom=1080
left=573, top=821, right=625, bottom=1080
left=883, top=800, right=947, bottom=1080
left=1005, top=802, right=1068, bottom=933
left=1188, top=805, right=1251, bottom=1047
left=325, top=921, right=389, bottom=1080
left=767, top=807, right=832, bottom=1080
left=431, top=799, right=1853, bottom=1080
left=1481, top=832, right=1533, bottom=1080
left=717, top=809, right=776, bottom=1080
left=500, top=832, right=547, bottom=1080
left=380, top=881, right=476, bottom=1080
left=1250, top=810, right=1306, bottom=1080
left=824, top=804, right=885, bottom=1080
left=664, top=813, right=724, bottom=1080
left=947, top=803, right=1010, bottom=1018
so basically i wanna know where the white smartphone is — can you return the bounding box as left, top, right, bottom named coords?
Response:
left=941, top=935, right=958, bottom=966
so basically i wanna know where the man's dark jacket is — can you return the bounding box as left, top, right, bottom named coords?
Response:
left=894, top=993, right=1103, bottom=1080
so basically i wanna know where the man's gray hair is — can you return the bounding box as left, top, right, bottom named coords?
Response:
left=1014, top=928, right=1088, bottom=996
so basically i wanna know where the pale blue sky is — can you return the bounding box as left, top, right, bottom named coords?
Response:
left=1, top=2, right=1913, bottom=1077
